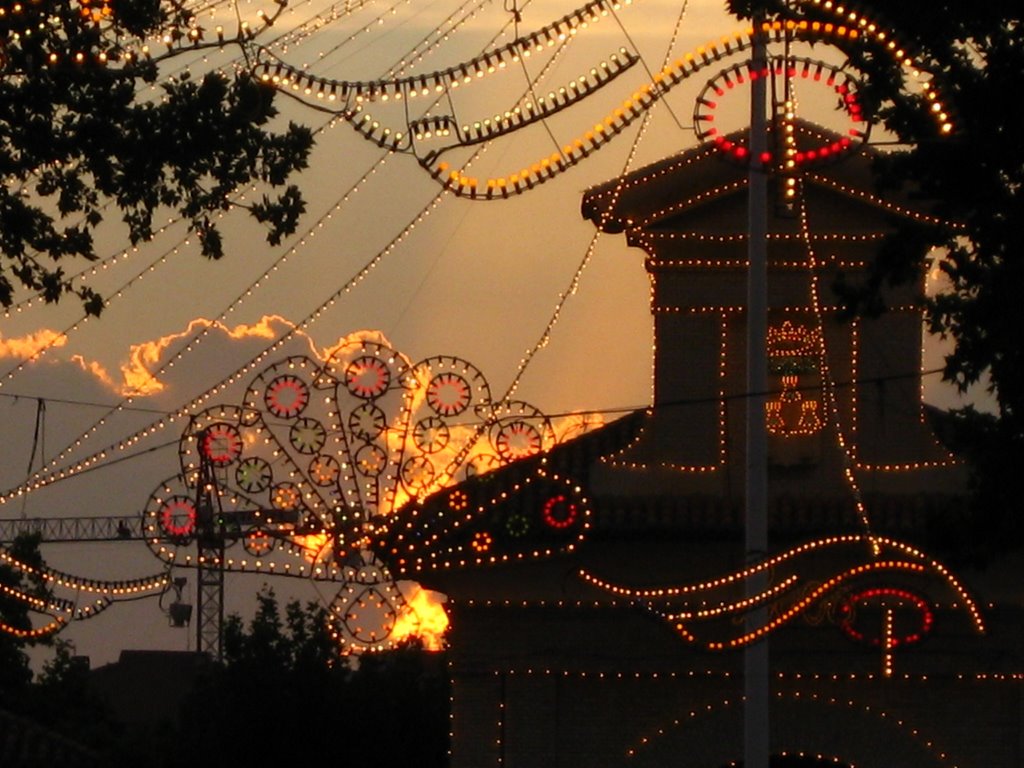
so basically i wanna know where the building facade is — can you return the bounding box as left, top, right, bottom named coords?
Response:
left=378, top=124, right=1023, bottom=768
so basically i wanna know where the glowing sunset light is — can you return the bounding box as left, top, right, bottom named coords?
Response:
left=391, top=583, right=449, bottom=651
left=292, top=532, right=332, bottom=563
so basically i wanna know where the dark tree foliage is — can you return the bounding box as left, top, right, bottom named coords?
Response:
left=722, top=757, right=852, bottom=768
left=0, top=533, right=50, bottom=710
left=0, top=0, right=313, bottom=313
left=158, top=587, right=449, bottom=768
left=27, top=638, right=120, bottom=755
left=1, top=536, right=118, bottom=759
left=731, top=0, right=1024, bottom=562
left=1, top=585, right=449, bottom=766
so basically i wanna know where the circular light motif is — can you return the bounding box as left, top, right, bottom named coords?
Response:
left=244, top=530, right=273, bottom=556
left=264, top=375, right=310, bottom=419
left=349, top=403, right=387, bottom=441
left=309, top=455, right=341, bottom=486
left=413, top=417, right=450, bottom=453
left=471, top=531, right=493, bottom=553
left=401, top=456, right=435, bottom=491
left=289, top=417, right=327, bottom=455
left=346, top=356, right=392, bottom=399
left=694, top=56, right=867, bottom=168
left=355, top=444, right=387, bottom=476
left=542, top=494, right=578, bottom=530
left=159, top=496, right=197, bottom=539
left=200, top=423, right=243, bottom=466
left=235, top=457, right=272, bottom=493
left=272, top=483, right=302, bottom=511
left=839, top=588, right=934, bottom=649
left=495, top=420, right=542, bottom=460
left=505, top=513, right=530, bottom=537
left=426, top=372, right=471, bottom=416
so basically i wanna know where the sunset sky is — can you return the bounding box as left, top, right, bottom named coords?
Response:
left=0, top=0, right=979, bottom=665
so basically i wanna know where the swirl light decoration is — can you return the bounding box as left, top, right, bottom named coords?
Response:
left=253, top=0, right=955, bottom=200
left=579, top=534, right=984, bottom=674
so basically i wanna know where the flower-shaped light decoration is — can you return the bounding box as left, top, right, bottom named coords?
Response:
left=143, top=336, right=591, bottom=652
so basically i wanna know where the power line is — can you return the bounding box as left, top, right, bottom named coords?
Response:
left=0, top=390, right=175, bottom=416
left=0, top=366, right=952, bottom=427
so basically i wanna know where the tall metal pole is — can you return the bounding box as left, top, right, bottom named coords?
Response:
left=744, top=19, right=770, bottom=768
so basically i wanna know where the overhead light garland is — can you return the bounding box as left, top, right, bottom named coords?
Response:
left=253, top=0, right=633, bottom=107
left=0, top=545, right=169, bottom=639
left=252, top=0, right=955, bottom=201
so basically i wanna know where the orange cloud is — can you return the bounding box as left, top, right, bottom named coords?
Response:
left=70, top=355, right=120, bottom=392
left=119, top=315, right=301, bottom=396
left=0, top=330, right=68, bottom=359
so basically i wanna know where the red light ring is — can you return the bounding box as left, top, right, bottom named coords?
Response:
left=159, top=496, right=197, bottom=538
left=200, top=423, right=243, bottom=466
left=426, top=372, right=471, bottom=416
left=839, top=587, right=934, bottom=648
left=542, top=494, right=578, bottom=530
left=495, top=420, right=542, bottom=461
left=265, top=375, right=310, bottom=419
left=345, top=356, right=392, bottom=399
left=694, top=56, right=868, bottom=168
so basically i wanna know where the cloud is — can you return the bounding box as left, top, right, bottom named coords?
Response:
left=0, top=329, right=68, bottom=359
left=117, top=315, right=302, bottom=397
left=3, top=315, right=318, bottom=401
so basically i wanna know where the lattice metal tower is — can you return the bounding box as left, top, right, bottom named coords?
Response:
left=194, top=429, right=227, bottom=661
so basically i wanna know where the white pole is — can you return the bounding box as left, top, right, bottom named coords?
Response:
left=744, top=19, right=771, bottom=768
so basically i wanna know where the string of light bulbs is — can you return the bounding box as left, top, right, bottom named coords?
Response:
left=0, top=0, right=535, bottom=500
left=497, top=0, right=692, bottom=407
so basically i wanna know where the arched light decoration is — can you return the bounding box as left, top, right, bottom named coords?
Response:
left=467, top=664, right=1012, bottom=764
left=0, top=546, right=169, bottom=640
left=624, top=688, right=959, bottom=766
left=579, top=533, right=983, bottom=673
left=419, top=20, right=877, bottom=199
left=253, top=0, right=633, bottom=109
left=0, top=328, right=587, bottom=648
left=259, top=47, right=639, bottom=155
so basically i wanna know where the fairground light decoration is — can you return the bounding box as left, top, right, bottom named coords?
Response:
left=0, top=332, right=596, bottom=652
left=141, top=335, right=594, bottom=652
left=0, top=0, right=982, bottom=667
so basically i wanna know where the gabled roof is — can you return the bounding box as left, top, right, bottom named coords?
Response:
left=581, top=119, right=937, bottom=237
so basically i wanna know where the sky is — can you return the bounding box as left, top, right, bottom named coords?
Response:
left=0, top=0, right=983, bottom=667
